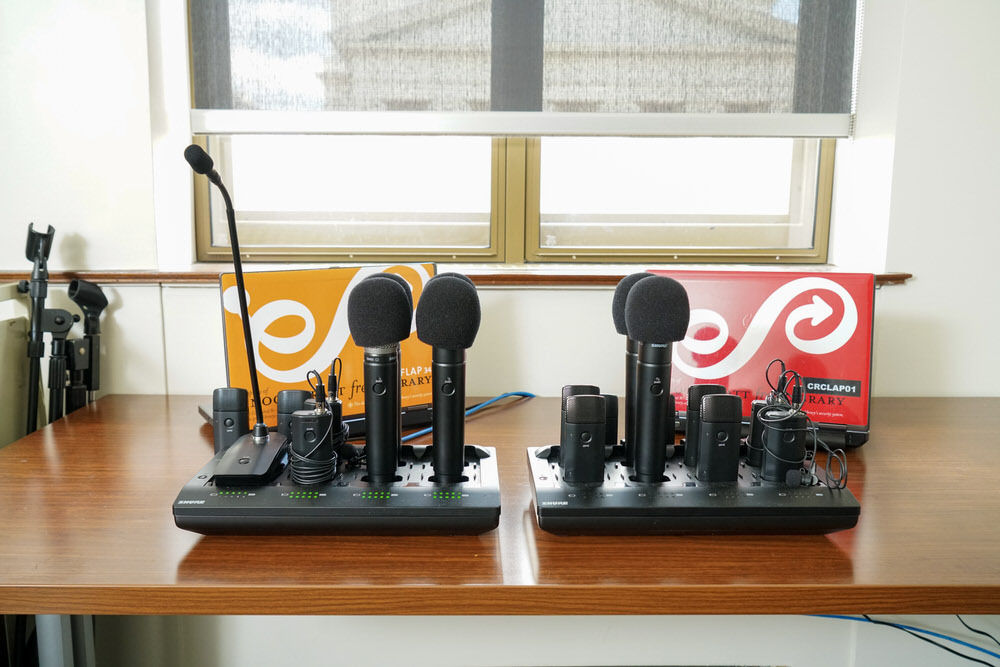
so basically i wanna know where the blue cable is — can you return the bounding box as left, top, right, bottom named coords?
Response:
left=400, top=391, right=536, bottom=443
left=810, top=614, right=1000, bottom=661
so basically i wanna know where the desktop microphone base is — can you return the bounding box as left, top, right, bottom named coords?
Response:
left=173, top=444, right=500, bottom=535
left=527, top=445, right=860, bottom=535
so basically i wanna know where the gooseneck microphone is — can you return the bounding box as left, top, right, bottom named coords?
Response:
left=624, top=276, right=690, bottom=483
left=185, top=144, right=284, bottom=486
left=416, top=274, right=481, bottom=483
left=612, top=272, right=653, bottom=466
left=365, top=272, right=414, bottom=431
left=348, top=277, right=413, bottom=483
left=184, top=144, right=268, bottom=446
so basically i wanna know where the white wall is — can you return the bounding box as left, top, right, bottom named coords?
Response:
left=0, top=0, right=159, bottom=272
left=869, top=0, right=1000, bottom=396
left=95, top=614, right=1000, bottom=667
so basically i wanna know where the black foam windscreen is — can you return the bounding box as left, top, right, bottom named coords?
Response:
left=184, top=144, right=215, bottom=175
left=347, top=278, right=413, bottom=347
left=624, top=275, right=691, bottom=344
left=364, top=272, right=413, bottom=312
left=612, top=272, right=653, bottom=335
left=415, top=276, right=481, bottom=349
left=431, top=272, right=475, bottom=287
left=701, top=393, right=742, bottom=423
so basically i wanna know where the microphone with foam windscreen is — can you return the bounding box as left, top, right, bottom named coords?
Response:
left=348, top=277, right=413, bottom=483
left=363, top=272, right=414, bottom=435
left=612, top=273, right=653, bottom=466
left=625, top=276, right=690, bottom=483
left=416, top=274, right=481, bottom=483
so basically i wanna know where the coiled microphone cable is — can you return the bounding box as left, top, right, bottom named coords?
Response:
left=289, top=370, right=345, bottom=485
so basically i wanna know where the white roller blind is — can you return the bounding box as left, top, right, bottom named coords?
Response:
left=190, top=0, right=859, bottom=136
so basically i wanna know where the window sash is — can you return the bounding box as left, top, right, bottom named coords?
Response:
left=194, top=136, right=509, bottom=262
left=524, top=138, right=835, bottom=263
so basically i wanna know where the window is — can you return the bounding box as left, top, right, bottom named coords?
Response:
left=188, top=0, right=857, bottom=264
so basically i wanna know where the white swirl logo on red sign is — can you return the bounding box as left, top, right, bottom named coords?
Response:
left=673, top=277, right=859, bottom=380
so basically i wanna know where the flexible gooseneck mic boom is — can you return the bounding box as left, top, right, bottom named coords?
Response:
left=184, top=144, right=268, bottom=445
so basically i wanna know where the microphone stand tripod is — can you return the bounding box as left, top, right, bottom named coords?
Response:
left=17, top=224, right=77, bottom=434
left=65, top=279, right=108, bottom=414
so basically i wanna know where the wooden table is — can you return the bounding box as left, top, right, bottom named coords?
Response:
left=1, top=395, right=998, bottom=615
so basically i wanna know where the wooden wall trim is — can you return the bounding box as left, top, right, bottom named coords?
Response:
left=0, top=270, right=913, bottom=288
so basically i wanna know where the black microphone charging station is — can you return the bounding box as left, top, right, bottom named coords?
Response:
left=526, top=444, right=859, bottom=535
left=173, top=444, right=501, bottom=535
left=527, top=274, right=861, bottom=536
left=173, top=146, right=499, bottom=535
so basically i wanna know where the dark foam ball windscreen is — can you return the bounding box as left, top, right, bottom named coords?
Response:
left=348, top=278, right=413, bottom=347
left=431, top=272, right=475, bottom=287
left=415, top=276, right=481, bottom=349
left=183, top=144, right=215, bottom=175
left=364, top=272, right=413, bottom=312
left=624, top=275, right=691, bottom=344
left=612, top=272, right=653, bottom=335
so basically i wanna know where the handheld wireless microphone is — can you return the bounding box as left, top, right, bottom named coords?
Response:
left=347, top=277, right=412, bottom=483
left=624, top=276, right=690, bottom=483
left=561, top=394, right=607, bottom=484
left=684, top=384, right=727, bottom=470
left=612, top=273, right=653, bottom=466
left=362, top=272, right=414, bottom=439
left=695, top=393, right=742, bottom=483
left=415, top=274, right=482, bottom=483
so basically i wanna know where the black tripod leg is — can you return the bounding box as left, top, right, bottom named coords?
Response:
left=26, top=358, right=41, bottom=435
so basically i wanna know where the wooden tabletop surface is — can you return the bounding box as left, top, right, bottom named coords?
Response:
left=1, top=395, right=998, bottom=615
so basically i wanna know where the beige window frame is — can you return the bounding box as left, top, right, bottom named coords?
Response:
left=194, top=136, right=509, bottom=263
left=523, top=137, right=835, bottom=264
left=193, top=136, right=833, bottom=264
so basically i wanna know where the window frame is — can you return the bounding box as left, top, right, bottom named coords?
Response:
left=192, top=135, right=835, bottom=264
left=523, top=137, right=836, bottom=264
left=193, top=136, right=509, bottom=263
